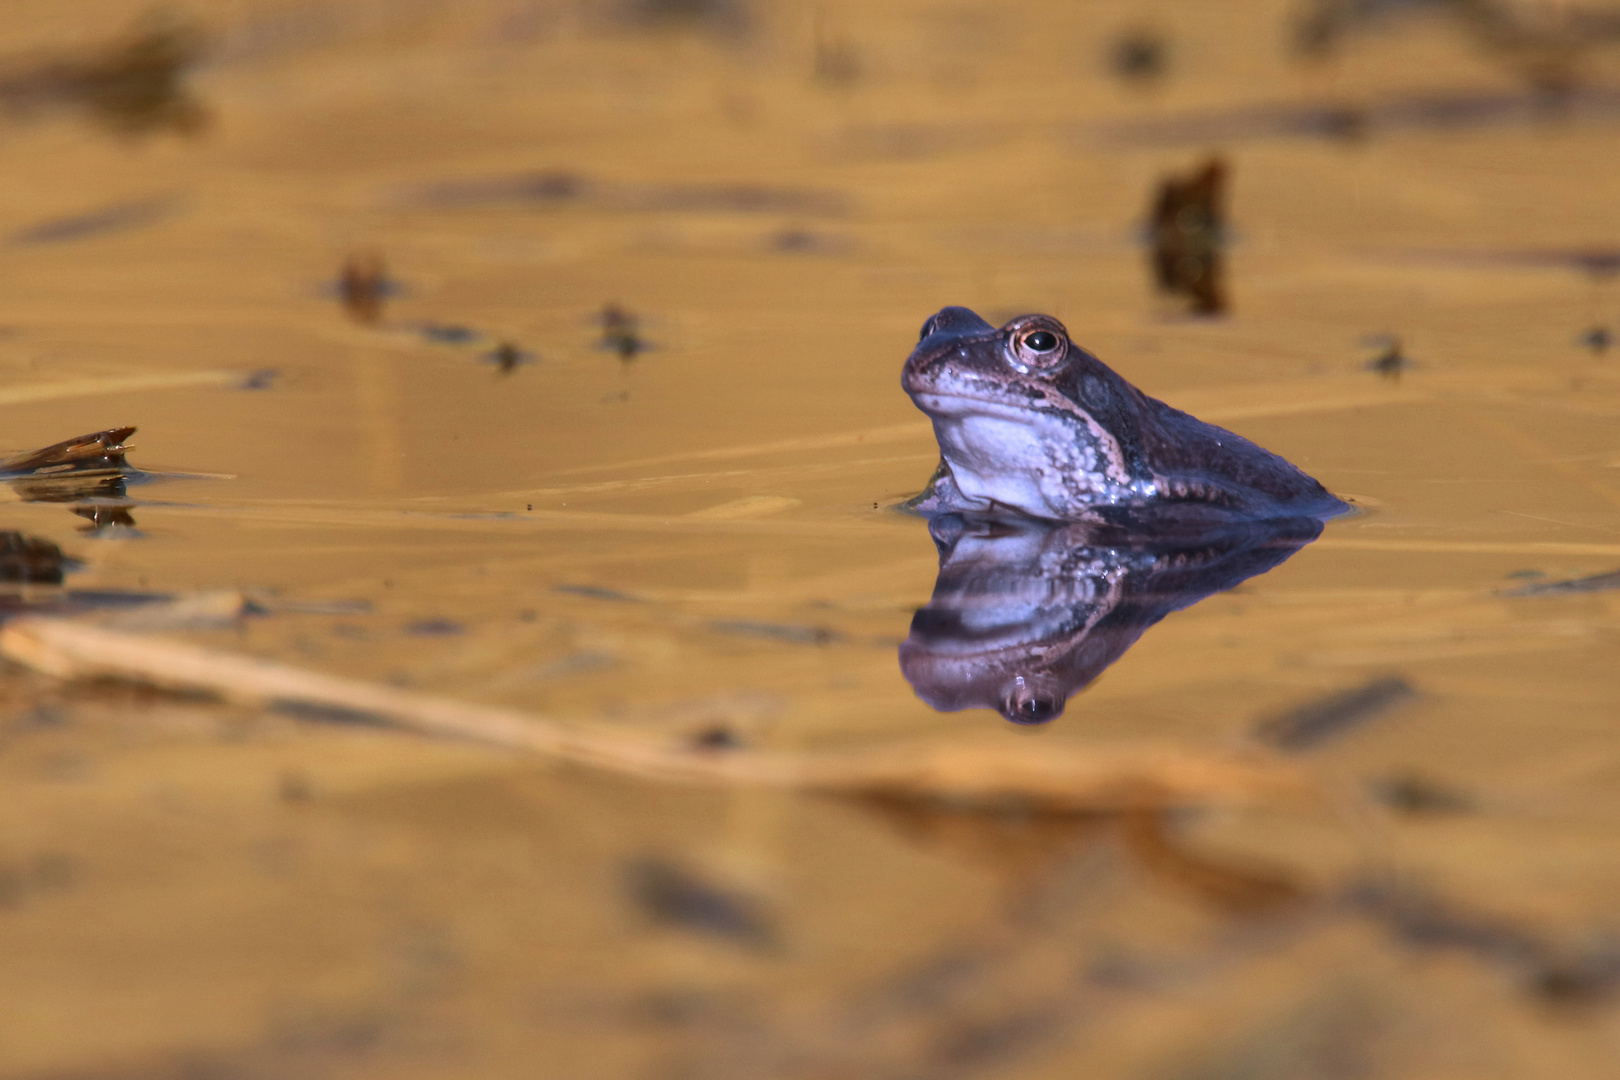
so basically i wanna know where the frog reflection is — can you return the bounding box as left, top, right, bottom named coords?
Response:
left=899, top=511, right=1324, bottom=724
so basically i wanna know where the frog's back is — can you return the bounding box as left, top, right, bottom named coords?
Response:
left=1130, top=384, right=1348, bottom=518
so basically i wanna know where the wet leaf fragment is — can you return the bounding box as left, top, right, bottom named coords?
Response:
left=1366, top=772, right=1474, bottom=814
left=1108, top=28, right=1169, bottom=85
left=598, top=303, right=648, bottom=362
left=2, top=427, right=140, bottom=526
left=1254, top=676, right=1416, bottom=752
left=1149, top=157, right=1228, bottom=315
left=1503, top=568, right=1620, bottom=595
left=2, top=426, right=135, bottom=476
left=624, top=856, right=776, bottom=949
left=338, top=252, right=391, bottom=325
left=0, top=532, right=72, bottom=585
left=1365, top=337, right=1412, bottom=381
left=0, top=15, right=209, bottom=135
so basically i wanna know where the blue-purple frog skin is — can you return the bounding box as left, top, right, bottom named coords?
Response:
left=902, top=307, right=1349, bottom=521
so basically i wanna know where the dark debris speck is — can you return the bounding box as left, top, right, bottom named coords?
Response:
left=404, top=618, right=465, bottom=637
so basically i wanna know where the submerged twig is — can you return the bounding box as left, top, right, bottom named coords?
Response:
left=0, top=613, right=1304, bottom=811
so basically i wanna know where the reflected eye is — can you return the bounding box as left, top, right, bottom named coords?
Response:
left=999, top=675, right=1066, bottom=725
left=1008, top=322, right=1069, bottom=370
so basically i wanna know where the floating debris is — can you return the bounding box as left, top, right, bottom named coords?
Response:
left=553, top=583, right=642, bottom=602
left=1108, top=28, right=1169, bottom=85
left=1504, top=568, right=1620, bottom=596
left=1380, top=246, right=1620, bottom=278
left=239, top=369, right=279, bottom=391
left=1254, top=676, right=1417, bottom=752
left=690, top=725, right=742, bottom=751
left=10, top=196, right=180, bottom=246
left=1148, top=157, right=1228, bottom=316
left=615, top=0, right=748, bottom=37
left=2, top=428, right=143, bottom=533
left=0, top=533, right=73, bottom=586
left=1292, top=0, right=1606, bottom=97
left=337, top=252, right=392, bottom=325
left=418, top=323, right=480, bottom=345
left=814, top=38, right=862, bottom=87
left=72, top=505, right=137, bottom=535
left=623, top=857, right=775, bottom=949
left=1367, top=772, right=1475, bottom=815
left=0, top=852, right=80, bottom=909
left=598, top=304, right=648, bottom=362
left=1365, top=338, right=1412, bottom=380
left=278, top=770, right=314, bottom=803
left=1092, top=85, right=1620, bottom=147
left=1348, top=877, right=1620, bottom=1004
left=399, top=172, right=849, bottom=216
left=710, top=619, right=842, bottom=646
left=483, top=342, right=534, bottom=373
left=769, top=227, right=850, bottom=255
left=404, top=618, right=465, bottom=637
left=0, top=15, right=209, bottom=135
left=1580, top=325, right=1611, bottom=354
left=1, top=426, right=136, bottom=476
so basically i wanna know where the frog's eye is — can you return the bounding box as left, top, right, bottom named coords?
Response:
left=1007, top=323, right=1069, bottom=371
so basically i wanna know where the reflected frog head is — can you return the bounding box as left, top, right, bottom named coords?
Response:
left=901, top=306, right=1348, bottom=521
left=899, top=511, right=1325, bottom=724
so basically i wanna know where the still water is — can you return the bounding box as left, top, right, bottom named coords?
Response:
left=0, top=1, right=1618, bottom=1077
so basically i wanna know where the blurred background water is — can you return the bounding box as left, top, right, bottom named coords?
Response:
left=0, top=1, right=1619, bottom=1076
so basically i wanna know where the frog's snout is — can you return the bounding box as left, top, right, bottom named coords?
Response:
left=918, top=306, right=994, bottom=342
left=904, top=306, right=998, bottom=394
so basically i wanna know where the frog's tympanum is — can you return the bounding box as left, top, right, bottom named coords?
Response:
left=900, top=512, right=1325, bottom=724
left=898, top=307, right=1346, bottom=723
left=902, top=307, right=1347, bottom=522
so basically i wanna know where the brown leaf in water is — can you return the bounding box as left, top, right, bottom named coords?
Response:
left=2, top=427, right=136, bottom=475
left=1254, top=676, right=1417, bottom=752
left=1149, top=157, right=1228, bottom=316
left=0, top=16, right=209, bottom=136
left=339, top=252, right=389, bottom=325
left=0, top=532, right=70, bottom=586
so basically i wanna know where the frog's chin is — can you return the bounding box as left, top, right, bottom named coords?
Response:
left=918, top=404, right=1084, bottom=519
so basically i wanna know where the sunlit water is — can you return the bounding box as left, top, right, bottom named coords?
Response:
left=1, top=1, right=1619, bottom=1076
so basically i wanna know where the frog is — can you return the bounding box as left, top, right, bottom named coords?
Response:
left=901, top=307, right=1348, bottom=521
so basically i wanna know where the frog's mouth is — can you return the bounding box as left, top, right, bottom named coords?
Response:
left=910, top=391, right=1078, bottom=425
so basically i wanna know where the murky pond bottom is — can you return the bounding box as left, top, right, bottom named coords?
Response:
left=0, top=2, right=1619, bottom=1077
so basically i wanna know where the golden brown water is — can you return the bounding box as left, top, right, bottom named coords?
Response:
left=2, top=1, right=1620, bottom=1076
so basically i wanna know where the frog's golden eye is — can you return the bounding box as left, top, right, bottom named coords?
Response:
left=1007, top=322, right=1068, bottom=371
